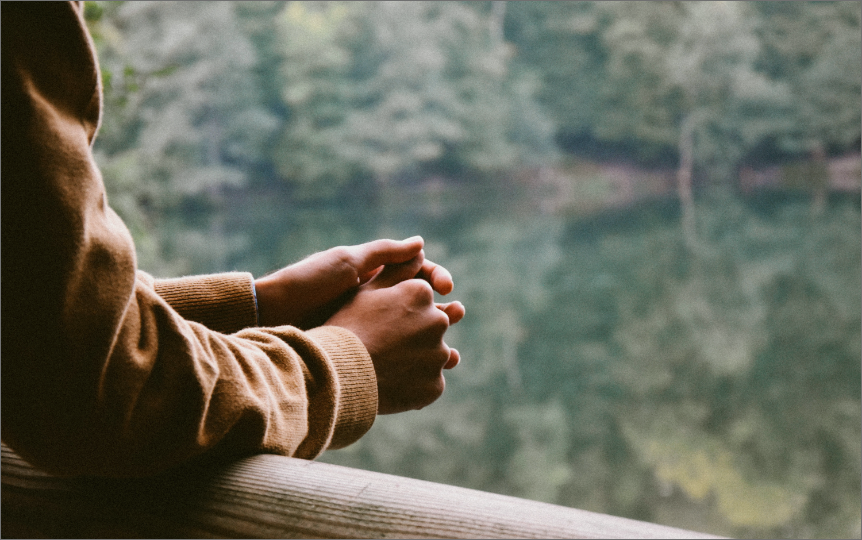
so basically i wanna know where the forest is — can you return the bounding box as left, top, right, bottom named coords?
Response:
left=84, top=2, right=861, bottom=538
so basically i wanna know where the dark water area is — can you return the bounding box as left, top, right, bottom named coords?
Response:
left=215, top=180, right=861, bottom=539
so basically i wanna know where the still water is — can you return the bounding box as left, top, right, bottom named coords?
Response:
left=216, top=178, right=860, bottom=539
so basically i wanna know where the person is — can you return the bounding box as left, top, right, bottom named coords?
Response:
left=1, top=1, right=465, bottom=478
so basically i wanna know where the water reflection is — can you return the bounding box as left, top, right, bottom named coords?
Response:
left=223, top=179, right=860, bottom=538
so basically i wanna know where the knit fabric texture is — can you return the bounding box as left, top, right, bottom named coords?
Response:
left=1, top=1, right=377, bottom=478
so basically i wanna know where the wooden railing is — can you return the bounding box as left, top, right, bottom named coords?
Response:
left=2, top=443, right=721, bottom=539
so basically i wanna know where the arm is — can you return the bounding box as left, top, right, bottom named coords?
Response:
left=1, top=2, right=375, bottom=477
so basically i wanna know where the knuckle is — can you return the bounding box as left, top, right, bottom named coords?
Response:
left=429, top=374, right=446, bottom=401
left=329, top=246, right=358, bottom=276
left=406, top=279, right=435, bottom=301
left=376, top=238, right=398, bottom=252
left=433, top=312, right=450, bottom=333
left=415, top=375, right=446, bottom=411
left=429, top=343, right=451, bottom=369
left=329, top=246, right=352, bottom=265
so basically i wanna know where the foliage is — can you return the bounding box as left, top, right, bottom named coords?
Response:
left=506, top=1, right=860, bottom=180
left=271, top=1, right=557, bottom=197
left=87, top=0, right=861, bottom=215
left=753, top=1, right=862, bottom=155
left=86, top=1, right=277, bottom=275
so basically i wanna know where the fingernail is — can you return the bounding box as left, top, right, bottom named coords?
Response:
left=404, top=235, right=423, bottom=243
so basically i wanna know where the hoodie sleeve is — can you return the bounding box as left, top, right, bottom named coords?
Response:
left=1, top=1, right=377, bottom=478
left=149, top=272, right=260, bottom=333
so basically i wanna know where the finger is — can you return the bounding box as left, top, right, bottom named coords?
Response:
left=366, top=252, right=425, bottom=289
left=436, top=301, right=465, bottom=325
left=416, top=259, right=454, bottom=295
left=444, top=348, right=460, bottom=369
left=350, top=237, right=424, bottom=277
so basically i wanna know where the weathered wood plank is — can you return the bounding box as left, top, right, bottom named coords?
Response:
left=1, top=443, right=721, bottom=539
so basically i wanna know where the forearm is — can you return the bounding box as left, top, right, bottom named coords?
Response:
left=80, top=282, right=376, bottom=475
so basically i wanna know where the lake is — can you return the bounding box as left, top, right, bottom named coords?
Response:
left=194, top=176, right=860, bottom=539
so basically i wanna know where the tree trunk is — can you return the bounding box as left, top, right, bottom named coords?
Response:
left=809, top=143, right=828, bottom=217
left=677, top=114, right=697, bottom=252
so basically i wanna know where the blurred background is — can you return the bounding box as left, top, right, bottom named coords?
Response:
left=85, top=2, right=860, bottom=538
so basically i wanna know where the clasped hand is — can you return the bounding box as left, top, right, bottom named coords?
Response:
left=254, top=237, right=465, bottom=414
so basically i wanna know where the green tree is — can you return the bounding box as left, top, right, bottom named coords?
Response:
left=753, top=1, right=862, bottom=156
left=504, top=2, right=609, bottom=150
left=87, top=1, right=277, bottom=275
left=271, top=1, right=556, bottom=198
left=505, top=1, right=860, bottom=185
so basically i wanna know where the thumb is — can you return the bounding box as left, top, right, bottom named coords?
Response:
left=352, top=236, right=424, bottom=279
left=365, top=252, right=425, bottom=289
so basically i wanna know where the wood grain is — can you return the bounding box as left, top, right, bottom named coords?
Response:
left=2, top=443, right=721, bottom=539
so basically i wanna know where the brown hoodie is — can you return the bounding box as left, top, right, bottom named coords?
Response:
left=1, top=1, right=377, bottom=478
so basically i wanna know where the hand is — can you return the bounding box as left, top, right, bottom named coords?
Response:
left=324, top=255, right=465, bottom=414
left=255, top=237, right=456, bottom=329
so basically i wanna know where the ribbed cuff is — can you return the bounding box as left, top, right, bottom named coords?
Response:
left=306, top=326, right=377, bottom=449
left=153, top=272, right=258, bottom=334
